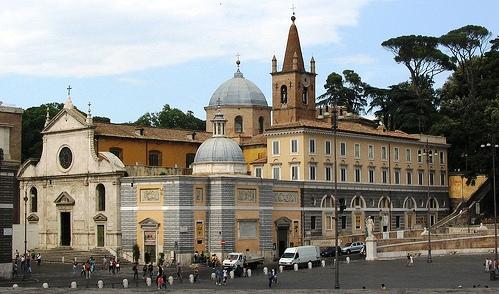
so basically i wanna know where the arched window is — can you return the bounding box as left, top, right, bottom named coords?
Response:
left=302, top=87, right=308, bottom=104
left=148, top=150, right=162, bottom=166
left=109, top=147, right=123, bottom=160
left=321, top=196, right=335, bottom=231
left=96, top=184, right=106, bottom=211
left=403, top=197, right=416, bottom=210
left=379, top=197, right=390, bottom=209
left=30, top=187, right=37, bottom=213
left=280, top=85, right=288, bottom=104
left=234, top=116, right=243, bottom=133
left=351, top=196, right=365, bottom=208
left=428, top=197, right=438, bottom=209
left=258, top=116, right=264, bottom=134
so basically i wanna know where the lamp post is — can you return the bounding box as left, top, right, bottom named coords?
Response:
left=23, top=187, right=28, bottom=257
left=332, top=97, right=340, bottom=289
left=481, top=142, right=498, bottom=261
left=423, top=140, right=437, bottom=263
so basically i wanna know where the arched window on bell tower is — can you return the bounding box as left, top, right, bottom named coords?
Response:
left=302, top=87, right=308, bottom=104
left=280, top=85, right=288, bottom=104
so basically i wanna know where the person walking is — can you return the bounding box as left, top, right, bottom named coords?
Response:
left=36, top=253, right=42, bottom=266
left=409, top=255, right=414, bottom=267
left=268, top=268, right=274, bottom=288
left=223, top=268, right=228, bottom=285
left=12, top=260, right=18, bottom=278
left=133, top=263, right=139, bottom=280
left=176, top=262, right=183, bottom=283
left=194, top=267, right=199, bottom=283
left=142, top=264, right=147, bottom=279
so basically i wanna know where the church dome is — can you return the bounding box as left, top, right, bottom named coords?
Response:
left=193, top=137, right=245, bottom=163
left=208, top=69, right=268, bottom=107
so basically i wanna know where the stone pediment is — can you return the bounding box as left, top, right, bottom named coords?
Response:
left=42, top=106, right=89, bottom=134
left=139, top=218, right=160, bottom=230
left=93, top=213, right=108, bottom=222
left=54, top=192, right=75, bottom=206
left=27, top=214, right=39, bottom=223
left=275, top=216, right=292, bottom=228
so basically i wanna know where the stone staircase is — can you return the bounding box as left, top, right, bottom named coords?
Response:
left=32, top=247, right=130, bottom=265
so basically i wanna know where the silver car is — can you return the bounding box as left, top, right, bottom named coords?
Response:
left=341, top=242, right=365, bottom=254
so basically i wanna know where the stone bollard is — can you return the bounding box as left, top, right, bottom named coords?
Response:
left=293, top=263, right=298, bottom=271
left=97, top=280, right=104, bottom=289
left=230, top=270, right=235, bottom=279
left=346, top=256, right=350, bottom=264
left=321, top=260, right=326, bottom=268
left=42, top=283, right=49, bottom=289
left=62, top=256, right=65, bottom=263
left=168, top=276, right=174, bottom=285
left=189, top=274, right=194, bottom=284
left=70, top=281, right=77, bottom=288
left=122, top=279, right=128, bottom=288
left=279, top=265, right=283, bottom=273
left=12, top=284, right=18, bottom=289
left=211, top=272, right=216, bottom=280
left=263, top=266, right=268, bottom=275
left=247, top=269, right=252, bottom=277
left=308, top=262, right=312, bottom=269
left=243, top=268, right=247, bottom=277
left=145, top=277, right=151, bottom=287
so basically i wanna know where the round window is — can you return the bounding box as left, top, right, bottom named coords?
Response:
left=59, top=147, right=73, bottom=169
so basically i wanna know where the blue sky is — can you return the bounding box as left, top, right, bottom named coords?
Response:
left=1, top=0, right=498, bottom=123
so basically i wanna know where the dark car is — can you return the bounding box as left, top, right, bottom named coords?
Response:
left=320, top=246, right=341, bottom=257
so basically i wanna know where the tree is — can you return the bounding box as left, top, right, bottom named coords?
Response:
left=22, top=103, right=63, bottom=161
left=316, top=70, right=367, bottom=115
left=93, top=116, right=111, bottom=123
left=382, top=35, right=452, bottom=132
left=134, top=104, right=205, bottom=131
left=365, top=86, right=395, bottom=130
left=440, top=25, right=492, bottom=99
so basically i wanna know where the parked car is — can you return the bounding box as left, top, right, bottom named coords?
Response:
left=320, top=246, right=341, bottom=257
left=341, top=242, right=365, bottom=255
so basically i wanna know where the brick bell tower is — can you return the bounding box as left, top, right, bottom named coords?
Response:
left=271, top=14, right=317, bottom=125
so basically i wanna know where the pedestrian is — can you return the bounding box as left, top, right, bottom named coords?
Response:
left=409, top=255, right=414, bottom=267
left=194, top=266, right=199, bottom=283
left=223, top=268, right=228, bottom=285
left=36, top=253, right=42, bottom=266
left=272, top=268, right=278, bottom=285
left=85, top=260, right=91, bottom=279
left=406, top=253, right=411, bottom=267
left=148, top=263, right=153, bottom=278
left=485, top=258, right=491, bottom=272
left=108, top=257, right=113, bottom=273
left=80, top=263, right=85, bottom=277
left=142, top=264, right=147, bottom=279
left=268, top=268, right=274, bottom=288
left=157, top=274, right=164, bottom=289
left=176, top=262, right=183, bottom=283
left=116, top=259, right=120, bottom=273
left=12, top=260, right=18, bottom=278
left=215, top=266, right=222, bottom=286
left=133, top=263, right=139, bottom=280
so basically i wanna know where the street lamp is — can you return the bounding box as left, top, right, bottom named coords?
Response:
left=422, top=140, right=437, bottom=263
left=331, top=98, right=340, bottom=289
left=23, top=187, right=28, bottom=258
left=481, top=142, right=498, bottom=261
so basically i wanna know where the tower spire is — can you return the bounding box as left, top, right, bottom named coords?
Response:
left=44, top=107, right=50, bottom=127
left=64, top=85, right=74, bottom=109
left=282, top=14, right=304, bottom=72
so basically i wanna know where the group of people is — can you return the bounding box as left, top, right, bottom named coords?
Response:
left=406, top=253, right=415, bottom=267
left=484, top=258, right=498, bottom=272
left=268, top=268, right=278, bottom=288
left=103, top=256, right=121, bottom=274
left=12, top=250, right=39, bottom=278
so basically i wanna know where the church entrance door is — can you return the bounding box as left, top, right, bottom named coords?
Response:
left=277, top=228, right=288, bottom=257
left=97, top=225, right=105, bottom=247
left=60, top=212, right=71, bottom=246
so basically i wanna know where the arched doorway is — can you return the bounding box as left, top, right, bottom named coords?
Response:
left=275, top=217, right=291, bottom=257
left=378, top=196, right=391, bottom=232
left=403, top=197, right=417, bottom=230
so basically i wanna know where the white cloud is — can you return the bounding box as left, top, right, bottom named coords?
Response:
left=0, top=0, right=371, bottom=77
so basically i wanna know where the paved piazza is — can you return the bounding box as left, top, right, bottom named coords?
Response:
left=1, top=254, right=498, bottom=291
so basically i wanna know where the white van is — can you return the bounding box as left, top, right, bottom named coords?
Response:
left=278, top=245, right=321, bottom=267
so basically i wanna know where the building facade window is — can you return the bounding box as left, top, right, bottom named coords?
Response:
left=272, top=140, right=280, bottom=155
left=254, top=166, right=262, bottom=178
left=368, top=145, right=374, bottom=160
left=440, top=171, right=446, bottom=186
left=325, top=166, right=332, bottom=181
left=418, top=171, right=424, bottom=185
left=234, top=116, right=243, bottom=133
left=382, top=168, right=388, bottom=184
left=354, top=166, right=361, bottom=183
left=309, top=164, right=317, bottom=181
left=302, top=87, right=308, bottom=104
left=96, top=184, right=106, bottom=211
left=186, top=153, right=195, bottom=168
left=291, top=164, right=299, bottom=180
left=258, top=116, right=264, bottom=134
left=109, top=147, right=123, bottom=160
left=407, top=171, right=413, bottom=185
left=406, top=148, right=411, bottom=162
left=429, top=171, right=435, bottom=186
left=429, top=150, right=434, bottom=164
left=368, top=168, right=375, bottom=183
left=381, top=146, right=387, bottom=161
left=354, top=143, right=361, bottom=159
left=341, top=215, right=347, bottom=230
left=30, top=187, right=37, bottom=213
left=340, top=142, right=347, bottom=157
left=325, top=140, right=331, bottom=155
left=439, top=151, right=445, bottom=164
left=310, top=216, right=316, bottom=230
left=394, top=147, right=399, bottom=161
left=395, top=216, right=401, bottom=229
left=309, top=139, right=316, bottom=154
left=291, top=139, right=298, bottom=154
left=272, top=166, right=281, bottom=180
left=148, top=150, right=162, bottom=166
left=340, top=166, right=347, bottom=182
left=418, top=149, right=422, bottom=163
left=394, top=169, right=401, bottom=184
